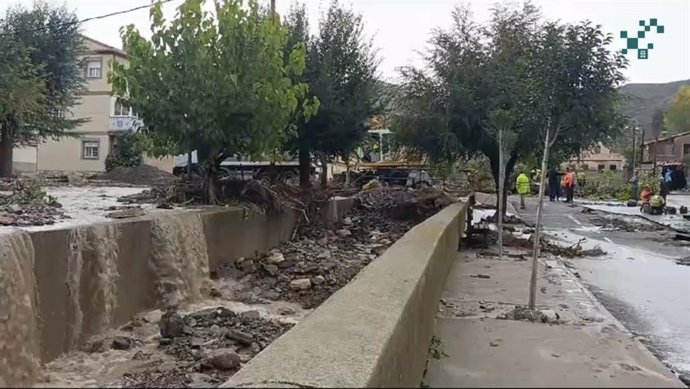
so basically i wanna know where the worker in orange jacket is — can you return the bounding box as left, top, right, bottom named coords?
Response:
left=563, top=167, right=576, bottom=204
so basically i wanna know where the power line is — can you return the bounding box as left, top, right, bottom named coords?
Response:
left=0, top=0, right=177, bottom=38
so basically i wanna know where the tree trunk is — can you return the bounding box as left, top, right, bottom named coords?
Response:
left=0, top=128, right=14, bottom=178
left=528, top=127, right=551, bottom=310
left=318, top=153, right=328, bottom=187
left=298, top=143, right=311, bottom=188
left=503, top=156, right=517, bottom=216
left=490, top=153, right=518, bottom=219
left=344, top=156, right=351, bottom=187
left=498, top=129, right=505, bottom=259
left=186, top=152, right=193, bottom=179
left=201, top=147, right=224, bottom=204
left=203, top=172, right=220, bottom=204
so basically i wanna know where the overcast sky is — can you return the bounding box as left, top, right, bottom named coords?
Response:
left=2, top=0, right=689, bottom=84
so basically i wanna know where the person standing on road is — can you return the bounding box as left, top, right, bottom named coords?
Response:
left=516, top=170, right=531, bottom=210
left=660, top=169, right=671, bottom=202
left=548, top=166, right=560, bottom=202
left=630, top=169, right=640, bottom=201
left=563, top=167, right=576, bottom=204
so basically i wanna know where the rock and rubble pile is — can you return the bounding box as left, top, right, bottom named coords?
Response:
left=498, top=306, right=561, bottom=324
left=500, top=231, right=606, bottom=258
left=218, top=186, right=455, bottom=309
left=0, top=179, right=65, bottom=226
left=156, top=307, right=292, bottom=365
left=82, top=306, right=293, bottom=388
left=589, top=216, right=664, bottom=232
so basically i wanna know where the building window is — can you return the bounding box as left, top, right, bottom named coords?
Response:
left=52, top=108, right=65, bottom=119
left=683, top=144, right=690, bottom=156
left=597, top=164, right=605, bottom=171
left=609, top=164, right=617, bottom=171
left=85, top=59, right=102, bottom=79
left=82, top=140, right=100, bottom=159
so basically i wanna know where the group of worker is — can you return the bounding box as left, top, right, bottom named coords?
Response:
left=630, top=168, right=675, bottom=214
left=515, top=165, right=676, bottom=214
left=514, top=166, right=578, bottom=209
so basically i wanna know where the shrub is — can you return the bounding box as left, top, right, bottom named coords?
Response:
left=105, top=130, right=143, bottom=172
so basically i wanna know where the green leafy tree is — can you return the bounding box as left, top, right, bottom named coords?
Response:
left=282, top=3, right=319, bottom=187
left=394, top=3, right=539, bottom=212
left=520, top=20, right=626, bottom=308
left=0, top=2, right=86, bottom=177
left=393, top=2, right=626, bottom=215
left=111, top=0, right=311, bottom=202
left=665, top=85, right=690, bottom=134
left=283, top=0, right=380, bottom=187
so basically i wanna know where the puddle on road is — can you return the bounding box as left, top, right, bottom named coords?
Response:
left=548, top=229, right=690, bottom=378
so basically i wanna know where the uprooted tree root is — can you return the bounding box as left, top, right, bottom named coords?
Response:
left=501, top=233, right=606, bottom=258
left=117, top=178, right=332, bottom=219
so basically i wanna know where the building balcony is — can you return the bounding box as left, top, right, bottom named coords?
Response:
left=110, top=115, right=144, bottom=132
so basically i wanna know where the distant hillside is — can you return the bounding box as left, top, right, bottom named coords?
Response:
left=619, top=79, right=690, bottom=138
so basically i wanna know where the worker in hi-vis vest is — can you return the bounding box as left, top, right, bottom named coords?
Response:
left=516, top=170, right=531, bottom=210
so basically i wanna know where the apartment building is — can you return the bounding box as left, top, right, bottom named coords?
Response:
left=13, top=36, right=174, bottom=175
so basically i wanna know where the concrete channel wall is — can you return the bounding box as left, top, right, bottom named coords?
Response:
left=4, top=197, right=355, bottom=374
left=223, top=201, right=468, bottom=388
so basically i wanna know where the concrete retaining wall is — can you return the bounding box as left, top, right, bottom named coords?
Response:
left=223, top=201, right=467, bottom=388
left=24, top=198, right=354, bottom=364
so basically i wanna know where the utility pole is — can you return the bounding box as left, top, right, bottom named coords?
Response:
left=640, top=129, right=646, bottom=164
left=270, top=0, right=276, bottom=23
left=631, top=126, right=637, bottom=174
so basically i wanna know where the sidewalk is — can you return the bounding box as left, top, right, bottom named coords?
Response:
left=423, top=248, right=684, bottom=387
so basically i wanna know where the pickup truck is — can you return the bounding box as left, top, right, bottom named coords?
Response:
left=172, top=151, right=319, bottom=183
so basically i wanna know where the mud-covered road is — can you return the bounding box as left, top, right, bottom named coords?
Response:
left=514, top=196, right=690, bottom=380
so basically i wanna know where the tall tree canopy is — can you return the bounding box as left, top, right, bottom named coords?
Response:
left=393, top=1, right=627, bottom=210
left=0, top=2, right=85, bottom=177
left=111, top=0, right=312, bottom=202
left=283, top=0, right=381, bottom=187
left=664, top=85, right=690, bottom=134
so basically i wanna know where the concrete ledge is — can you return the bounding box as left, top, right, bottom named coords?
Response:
left=222, top=201, right=467, bottom=388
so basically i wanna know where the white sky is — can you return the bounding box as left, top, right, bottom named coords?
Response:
left=2, top=0, right=689, bottom=84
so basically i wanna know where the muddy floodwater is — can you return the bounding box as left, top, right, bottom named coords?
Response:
left=35, top=289, right=308, bottom=388
left=10, top=187, right=454, bottom=388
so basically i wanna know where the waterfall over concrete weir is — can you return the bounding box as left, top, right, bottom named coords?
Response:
left=150, top=213, right=211, bottom=308
left=64, top=224, right=120, bottom=351
left=0, top=231, right=40, bottom=387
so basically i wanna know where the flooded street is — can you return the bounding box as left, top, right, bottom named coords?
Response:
left=516, top=196, right=690, bottom=378
left=576, top=254, right=690, bottom=375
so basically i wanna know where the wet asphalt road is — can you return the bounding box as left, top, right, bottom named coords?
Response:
left=513, top=196, right=690, bottom=377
